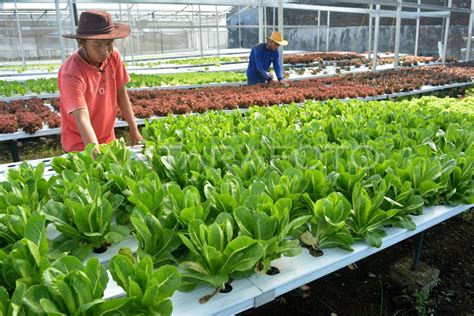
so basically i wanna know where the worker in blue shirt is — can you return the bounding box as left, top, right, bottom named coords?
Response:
left=246, top=31, right=288, bottom=85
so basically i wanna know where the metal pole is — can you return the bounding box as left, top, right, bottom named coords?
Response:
left=442, top=0, right=452, bottom=63
left=394, top=0, right=402, bottom=69
left=465, top=0, right=474, bottom=61
left=216, top=5, right=220, bottom=57
left=258, top=6, right=264, bottom=43
left=14, top=2, right=25, bottom=65
left=9, top=140, right=20, bottom=162
left=326, top=11, right=330, bottom=52
left=198, top=5, right=203, bottom=56
left=67, top=0, right=77, bottom=51
left=152, top=13, right=157, bottom=54
left=136, top=4, right=142, bottom=57
left=278, top=0, right=283, bottom=66
left=160, top=30, right=164, bottom=54
left=411, top=232, right=425, bottom=271
left=127, top=3, right=135, bottom=65
left=238, top=5, right=242, bottom=47
left=31, top=13, right=40, bottom=59
left=317, top=10, right=320, bottom=51
left=54, top=0, right=65, bottom=61
left=119, top=3, right=126, bottom=57
left=207, top=19, right=210, bottom=50
left=372, top=4, right=381, bottom=71
left=414, top=0, right=421, bottom=56
left=273, top=7, right=276, bottom=31
left=441, top=0, right=447, bottom=41
left=72, top=2, right=78, bottom=25
left=368, top=5, right=373, bottom=59
left=191, top=5, right=196, bottom=51
left=5, top=3, right=11, bottom=61
left=264, top=6, right=267, bottom=37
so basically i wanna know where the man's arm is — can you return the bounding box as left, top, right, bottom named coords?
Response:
left=273, top=50, right=283, bottom=82
left=72, top=108, right=99, bottom=151
left=252, top=47, right=271, bottom=81
left=117, top=85, right=143, bottom=146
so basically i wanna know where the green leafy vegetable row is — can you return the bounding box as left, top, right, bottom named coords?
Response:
left=0, top=56, right=242, bottom=74
left=0, top=96, right=472, bottom=313
left=0, top=213, right=180, bottom=315
left=0, top=72, right=247, bottom=97
left=127, top=72, right=246, bottom=88
left=126, top=56, right=241, bottom=68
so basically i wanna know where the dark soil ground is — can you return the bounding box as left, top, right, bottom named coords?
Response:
left=244, top=213, right=474, bottom=316
left=0, top=135, right=63, bottom=164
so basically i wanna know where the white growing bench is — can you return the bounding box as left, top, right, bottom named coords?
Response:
left=99, top=204, right=471, bottom=316
left=0, top=148, right=471, bottom=315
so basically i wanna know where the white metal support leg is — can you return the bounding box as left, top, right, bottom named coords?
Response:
left=136, top=4, right=142, bottom=56
left=441, top=0, right=452, bottom=63
left=258, top=6, right=264, bottom=43
left=273, top=7, right=275, bottom=31
left=317, top=10, right=320, bottom=51
left=215, top=5, right=220, bottom=57
left=465, top=1, right=474, bottom=61
left=326, top=11, right=330, bottom=52
left=414, top=0, right=420, bottom=56
left=54, top=0, right=65, bottom=61
left=368, top=5, right=373, bottom=59
left=372, top=4, right=380, bottom=71
left=14, top=2, right=26, bottom=66
left=278, top=0, right=283, bottom=67
left=238, top=6, right=242, bottom=47
left=199, top=5, right=204, bottom=56
left=67, top=0, right=77, bottom=51
left=119, top=3, right=126, bottom=57
left=394, top=0, right=402, bottom=69
left=127, top=3, right=135, bottom=65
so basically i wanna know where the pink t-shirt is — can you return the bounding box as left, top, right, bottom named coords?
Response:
left=58, top=48, right=130, bottom=152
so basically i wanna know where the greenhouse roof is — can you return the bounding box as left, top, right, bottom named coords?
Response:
left=2, top=0, right=470, bottom=14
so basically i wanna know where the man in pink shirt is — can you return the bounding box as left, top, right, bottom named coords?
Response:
left=59, top=10, right=142, bottom=153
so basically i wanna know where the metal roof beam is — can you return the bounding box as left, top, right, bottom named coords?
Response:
left=380, top=10, right=450, bottom=18
left=0, top=0, right=261, bottom=7
left=1, top=0, right=468, bottom=14
left=75, top=0, right=262, bottom=6
left=264, top=2, right=451, bottom=18
left=293, top=0, right=471, bottom=14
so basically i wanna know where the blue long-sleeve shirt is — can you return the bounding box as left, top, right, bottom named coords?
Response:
left=246, top=43, right=283, bottom=84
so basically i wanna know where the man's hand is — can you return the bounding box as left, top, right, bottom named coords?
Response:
left=129, top=127, right=144, bottom=146
left=117, top=87, right=144, bottom=146
left=92, top=144, right=101, bottom=159
left=266, top=73, right=275, bottom=83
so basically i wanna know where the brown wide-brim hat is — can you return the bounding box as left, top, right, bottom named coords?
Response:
left=266, top=31, right=288, bottom=46
left=63, top=10, right=130, bottom=40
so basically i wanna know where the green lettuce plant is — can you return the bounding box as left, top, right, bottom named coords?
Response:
left=234, top=195, right=310, bottom=273
left=0, top=162, right=51, bottom=213
left=164, top=183, right=210, bottom=229
left=0, top=205, right=33, bottom=248
left=130, top=207, right=179, bottom=266
left=108, top=251, right=181, bottom=315
left=23, top=257, right=126, bottom=315
left=41, top=181, right=129, bottom=259
left=178, top=214, right=263, bottom=301
left=0, top=215, right=49, bottom=296
left=300, top=192, right=353, bottom=252
left=348, top=183, right=400, bottom=247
